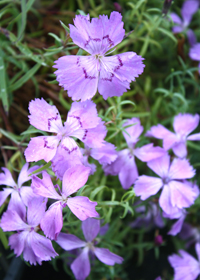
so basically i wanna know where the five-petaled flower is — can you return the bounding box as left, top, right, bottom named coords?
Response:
left=54, top=12, right=145, bottom=101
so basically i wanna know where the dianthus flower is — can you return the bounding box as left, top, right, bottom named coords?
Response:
left=134, top=154, right=197, bottom=215
left=0, top=163, right=39, bottom=219
left=24, top=98, right=106, bottom=164
left=104, top=118, right=165, bottom=189
left=168, top=243, right=200, bottom=280
left=0, top=197, right=58, bottom=265
left=146, top=113, right=200, bottom=158
left=189, top=43, right=200, bottom=74
left=31, top=165, right=98, bottom=240
left=54, top=12, right=145, bottom=101
left=56, top=218, right=123, bottom=280
left=170, top=0, right=199, bottom=46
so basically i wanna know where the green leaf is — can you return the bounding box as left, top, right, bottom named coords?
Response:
left=0, top=51, right=9, bottom=114
left=60, top=20, right=70, bottom=33
left=8, top=63, right=41, bottom=92
left=0, top=227, right=8, bottom=249
left=29, top=162, right=52, bottom=176
left=157, top=27, right=177, bottom=44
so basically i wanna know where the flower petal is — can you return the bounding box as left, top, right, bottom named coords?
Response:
left=30, top=231, right=58, bottom=261
left=0, top=167, right=16, bottom=187
left=168, top=214, right=186, bottom=236
left=173, top=113, right=199, bottom=137
left=24, top=136, right=59, bottom=162
left=94, top=247, right=123, bottom=265
left=51, top=145, right=83, bottom=180
left=40, top=202, right=63, bottom=240
left=170, top=12, right=182, bottom=25
left=82, top=218, right=100, bottom=242
left=27, top=197, right=47, bottom=226
left=23, top=234, right=42, bottom=265
left=56, top=233, right=86, bottom=250
left=8, top=191, right=26, bottom=220
left=54, top=56, right=98, bottom=101
left=0, top=188, right=13, bottom=208
left=90, top=142, right=117, bottom=164
left=168, top=158, right=195, bottom=180
left=134, top=144, right=166, bottom=162
left=67, top=196, right=98, bottom=221
left=119, top=153, right=139, bottom=189
left=28, top=98, right=63, bottom=133
left=134, top=175, right=163, bottom=200
left=181, top=0, right=199, bottom=27
left=31, top=171, right=61, bottom=200
left=122, top=118, right=143, bottom=146
left=147, top=154, right=170, bottom=178
left=187, top=29, right=197, bottom=47
left=0, top=210, right=28, bottom=232
left=71, top=247, right=90, bottom=280
left=17, top=163, right=38, bottom=188
left=187, top=133, right=200, bottom=141
left=172, top=142, right=187, bottom=158
left=189, top=43, right=200, bottom=61
left=82, top=122, right=107, bottom=148
left=9, top=231, right=27, bottom=256
left=62, top=165, right=90, bottom=197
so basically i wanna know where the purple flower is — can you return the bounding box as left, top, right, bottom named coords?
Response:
left=24, top=98, right=106, bottom=167
left=170, top=0, right=199, bottom=46
left=104, top=118, right=166, bottom=189
left=56, top=218, right=123, bottom=280
left=134, top=154, right=197, bottom=215
left=0, top=197, right=58, bottom=265
left=168, top=243, right=200, bottom=280
left=54, top=12, right=145, bottom=101
left=0, top=163, right=40, bottom=219
left=179, top=223, right=200, bottom=248
left=81, top=142, right=117, bottom=175
left=146, top=113, right=200, bottom=158
left=189, top=43, right=200, bottom=75
left=31, top=165, right=98, bottom=240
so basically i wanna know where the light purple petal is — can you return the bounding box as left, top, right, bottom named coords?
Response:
left=187, top=29, right=197, bottom=47
left=54, top=55, right=98, bottom=101
left=173, top=113, right=199, bottom=137
left=67, top=196, right=98, bottom=221
left=188, top=133, right=200, bottom=141
left=169, top=180, right=197, bottom=209
left=24, top=136, right=59, bottom=162
left=31, top=171, right=61, bottom=200
left=118, top=152, right=139, bottom=189
left=23, top=234, right=42, bottom=265
left=82, top=122, right=107, bottom=148
left=28, top=98, right=63, bottom=133
left=170, top=12, right=182, bottom=25
left=0, top=188, right=13, bottom=207
left=82, top=218, right=100, bottom=242
left=134, top=175, right=163, bottom=200
left=0, top=210, right=28, bottom=232
left=0, top=167, right=16, bottom=187
left=20, top=186, right=40, bottom=206
left=17, top=163, right=34, bottom=188
left=147, top=154, right=170, bottom=178
left=9, top=231, right=27, bottom=256
left=181, top=0, right=199, bottom=27
left=30, top=231, right=58, bottom=261
left=8, top=191, right=26, bottom=220
left=71, top=247, right=90, bottom=280
left=134, top=144, right=166, bottom=162
left=195, top=243, right=200, bottom=262
left=62, top=165, right=90, bottom=197
left=168, top=249, right=200, bottom=280
left=27, top=197, right=47, bottom=226
left=168, top=158, right=195, bottom=180
left=146, top=124, right=177, bottom=150
left=172, top=142, right=187, bottom=158
left=122, top=118, right=143, bottom=146
left=70, top=12, right=125, bottom=54
left=56, top=233, right=86, bottom=250
left=189, top=43, right=200, bottom=62
left=94, top=247, right=123, bottom=265
left=67, top=100, right=101, bottom=129
left=90, top=142, right=117, bottom=164
left=159, top=185, right=175, bottom=215
left=172, top=25, right=184, bottom=33
left=40, top=202, right=63, bottom=240
left=51, top=145, right=83, bottom=180
left=168, top=214, right=186, bottom=236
